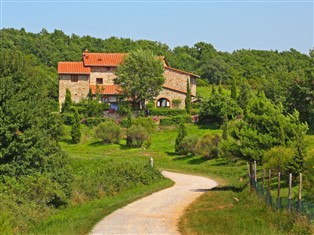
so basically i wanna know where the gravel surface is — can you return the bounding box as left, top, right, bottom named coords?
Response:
left=90, top=171, right=217, bottom=235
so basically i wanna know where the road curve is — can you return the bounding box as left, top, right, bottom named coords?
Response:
left=90, top=171, right=217, bottom=235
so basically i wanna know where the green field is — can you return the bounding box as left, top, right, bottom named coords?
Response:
left=29, top=123, right=313, bottom=235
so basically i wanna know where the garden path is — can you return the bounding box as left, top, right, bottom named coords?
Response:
left=90, top=171, right=217, bottom=235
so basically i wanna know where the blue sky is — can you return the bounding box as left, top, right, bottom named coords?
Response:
left=1, top=0, right=313, bottom=54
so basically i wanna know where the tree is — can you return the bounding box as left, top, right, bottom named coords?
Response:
left=172, top=99, right=182, bottom=109
left=71, top=108, right=81, bottom=144
left=185, top=79, right=191, bottom=114
left=115, top=49, right=164, bottom=110
left=175, top=122, right=187, bottom=153
left=231, top=77, right=237, bottom=100
left=62, top=89, right=72, bottom=113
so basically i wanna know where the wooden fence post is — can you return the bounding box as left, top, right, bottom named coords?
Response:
left=288, top=173, right=292, bottom=212
left=298, top=173, right=302, bottom=212
left=277, top=172, right=281, bottom=208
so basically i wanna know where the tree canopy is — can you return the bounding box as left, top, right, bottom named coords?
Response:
left=114, top=49, right=165, bottom=109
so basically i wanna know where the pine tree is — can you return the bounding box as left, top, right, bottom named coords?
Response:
left=175, top=122, right=187, bottom=153
left=185, top=79, right=191, bottom=114
left=71, top=108, right=81, bottom=144
left=231, top=77, right=237, bottom=100
left=62, top=89, right=72, bottom=113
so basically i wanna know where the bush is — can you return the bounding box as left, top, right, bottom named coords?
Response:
left=146, top=101, right=155, bottom=109
left=196, top=134, right=221, bottom=159
left=304, top=149, right=314, bottom=201
left=95, top=122, right=122, bottom=144
left=172, top=99, right=182, bottom=109
left=148, top=108, right=187, bottom=116
left=62, top=113, right=74, bottom=125
left=159, top=115, right=191, bottom=126
left=132, top=117, right=156, bottom=133
left=179, top=135, right=199, bottom=155
left=127, top=125, right=149, bottom=148
left=175, top=122, right=187, bottom=154
left=85, top=117, right=113, bottom=127
left=85, top=99, right=105, bottom=117
left=263, top=146, right=294, bottom=176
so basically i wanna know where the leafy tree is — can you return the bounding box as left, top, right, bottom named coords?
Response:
left=115, top=49, right=164, bottom=110
left=0, top=56, right=71, bottom=205
left=199, top=93, right=242, bottom=124
left=185, top=79, right=191, bottom=114
left=62, top=89, right=72, bottom=113
left=71, top=108, right=81, bottom=144
left=175, top=122, right=187, bottom=153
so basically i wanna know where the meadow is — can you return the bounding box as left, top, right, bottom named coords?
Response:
left=28, top=123, right=314, bottom=234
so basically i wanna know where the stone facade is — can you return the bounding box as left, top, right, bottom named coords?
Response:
left=58, top=53, right=199, bottom=109
left=90, top=67, right=116, bottom=85
left=59, top=74, right=89, bottom=105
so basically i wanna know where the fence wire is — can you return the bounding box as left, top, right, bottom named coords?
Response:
left=252, top=180, right=314, bottom=220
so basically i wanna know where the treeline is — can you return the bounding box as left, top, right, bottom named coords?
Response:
left=1, top=27, right=313, bottom=130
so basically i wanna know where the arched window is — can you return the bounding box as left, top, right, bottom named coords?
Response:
left=156, top=98, right=170, bottom=108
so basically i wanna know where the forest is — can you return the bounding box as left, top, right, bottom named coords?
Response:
left=0, top=28, right=314, bottom=234
left=1, top=27, right=313, bottom=131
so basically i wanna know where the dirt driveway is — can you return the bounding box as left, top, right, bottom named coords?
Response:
left=90, top=171, right=217, bottom=235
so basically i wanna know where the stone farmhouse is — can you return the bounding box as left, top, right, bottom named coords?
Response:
left=58, top=52, right=199, bottom=110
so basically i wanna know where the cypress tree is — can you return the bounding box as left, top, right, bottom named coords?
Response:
left=62, top=88, right=72, bottom=113
left=71, top=108, right=81, bottom=144
left=88, top=88, right=93, bottom=100
left=175, top=122, right=187, bottom=153
left=185, top=79, right=191, bottom=114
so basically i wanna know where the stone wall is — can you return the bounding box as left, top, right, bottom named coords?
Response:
left=163, top=68, right=196, bottom=97
left=155, top=88, right=186, bottom=109
left=59, top=74, right=90, bottom=106
left=90, top=67, right=116, bottom=85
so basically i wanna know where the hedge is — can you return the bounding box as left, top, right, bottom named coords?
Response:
left=148, top=108, right=187, bottom=116
left=159, top=115, right=192, bottom=126
left=84, top=117, right=114, bottom=127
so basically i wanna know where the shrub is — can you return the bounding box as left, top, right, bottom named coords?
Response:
left=132, top=117, right=156, bottom=133
left=85, top=117, right=113, bottom=127
left=196, top=134, right=221, bottom=159
left=148, top=108, right=187, bottom=116
left=85, top=99, right=105, bottom=117
left=180, top=135, right=199, bottom=155
left=159, top=115, right=191, bottom=126
left=172, top=99, right=182, bottom=109
left=62, top=113, right=74, bottom=125
left=95, top=122, right=122, bottom=144
left=175, top=122, right=187, bottom=154
left=146, top=101, right=155, bottom=109
left=127, top=125, right=149, bottom=148
left=304, top=149, right=314, bottom=201
left=263, top=146, right=294, bottom=176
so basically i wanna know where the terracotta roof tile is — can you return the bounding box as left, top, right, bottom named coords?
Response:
left=90, top=85, right=123, bottom=95
left=58, top=62, right=90, bottom=74
left=83, top=53, right=126, bottom=66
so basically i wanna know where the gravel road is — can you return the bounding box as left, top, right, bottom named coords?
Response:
left=90, top=171, right=217, bottom=235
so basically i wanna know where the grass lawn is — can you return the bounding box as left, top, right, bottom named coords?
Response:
left=32, top=123, right=313, bottom=234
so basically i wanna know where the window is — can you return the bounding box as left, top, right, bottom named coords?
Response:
left=71, top=75, right=78, bottom=82
left=96, top=78, right=103, bottom=84
left=156, top=98, right=170, bottom=108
